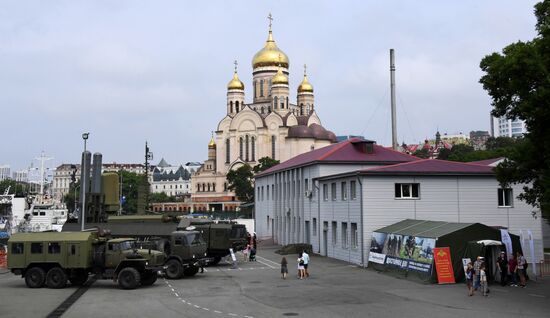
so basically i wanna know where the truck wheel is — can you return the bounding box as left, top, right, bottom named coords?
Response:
left=25, top=267, right=46, bottom=288
left=46, top=267, right=68, bottom=289
left=141, top=270, right=157, bottom=286
left=184, top=266, right=199, bottom=277
left=118, top=267, right=141, bottom=290
left=69, top=270, right=88, bottom=286
left=165, top=259, right=183, bottom=279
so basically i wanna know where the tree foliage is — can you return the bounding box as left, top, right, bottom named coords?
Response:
left=0, top=179, right=27, bottom=197
left=412, top=148, right=430, bottom=159
left=119, top=170, right=143, bottom=214
left=479, top=0, right=550, bottom=212
left=149, top=192, right=178, bottom=203
left=226, top=164, right=254, bottom=203
left=253, top=157, right=280, bottom=173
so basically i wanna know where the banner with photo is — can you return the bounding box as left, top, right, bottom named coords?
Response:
left=369, top=232, right=436, bottom=274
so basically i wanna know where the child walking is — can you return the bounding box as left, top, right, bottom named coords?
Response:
left=281, top=257, right=288, bottom=279
left=243, top=244, right=249, bottom=262
left=466, top=262, right=474, bottom=296
left=480, top=264, right=488, bottom=296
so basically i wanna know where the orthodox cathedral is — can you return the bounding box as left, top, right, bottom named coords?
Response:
left=191, top=17, right=336, bottom=211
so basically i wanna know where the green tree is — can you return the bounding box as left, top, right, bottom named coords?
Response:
left=226, top=164, right=254, bottom=203
left=485, top=137, right=519, bottom=151
left=149, top=192, right=177, bottom=203
left=63, top=181, right=80, bottom=214
left=0, top=179, right=26, bottom=197
left=446, top=144, right=475, bottom=162
left=119, top=170, right=143, bottom=214
left=479, top=0, right=550, bottom=213
left=253, top=157, right=280, bottom=173
left=412, top=148, right=430, bottom=159
left=436, top=148, right=451, bottom=160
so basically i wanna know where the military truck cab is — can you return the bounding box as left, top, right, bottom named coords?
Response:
left=164, top=229, right=209, bottom=279
left=7, top=230, right=165, bottom=290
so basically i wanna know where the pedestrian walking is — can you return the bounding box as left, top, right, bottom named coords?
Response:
left=243, top=244, right=249, bottom=262
left=517, top=251, right=527, bottom=288
left=480, top=263, right=488, bottom=296
left=297, top=253, right=305, bottom=279
left=302, top=250, right=310, bottom=278
left=496, top=251, right=508, bottom=286
left=508, top=255, right=518, bottom=286
left=466, top=262, right=474, bottom=296
left=281, top=257, right=288, bottom=279
left=473, top=256, right=483, bottom=290
left=253, top=233, right=258, bottom=250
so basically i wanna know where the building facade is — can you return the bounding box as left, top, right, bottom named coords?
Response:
left=191, top=20, right=336, bottom=211
left=0, top=165, right=10, bottom=181
left=492, top=116, right=527, bottom=138
left=255, top=138, right=543, bottom=267
left=151, top=159, right=200, bottom=197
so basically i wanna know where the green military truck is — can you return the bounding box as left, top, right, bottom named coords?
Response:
left=177, top=219, right=248, bottom=265
left=7, top=229, right=165, bottom=289
left=161, top=228, right=209, bottom=279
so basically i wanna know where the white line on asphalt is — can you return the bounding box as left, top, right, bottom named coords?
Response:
left=194, top=305, right=200, bottom=308
left=255, top=258, right=276, bottom=268
left=171, top=288, right=175, bottom=292
left=528, top=294, right=546, bottom=298
left=228, top=314, right=238, bottom=316
left=175, top=293, right=179, bottom=297
left=203, top=269, right=208, bottom=272
left=203, top=308, right=210, bottom=311
left=214, top=310, right=222, bottom=314
left=255, top=255, right=279, bottom=267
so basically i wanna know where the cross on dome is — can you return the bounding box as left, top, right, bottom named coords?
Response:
left=267, top=13, right=273, bottom=31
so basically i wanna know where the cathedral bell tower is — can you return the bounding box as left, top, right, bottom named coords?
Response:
left=227, top=60, right=245, bottom=117
left=297, top=64, right=314, bottom=116
left=271, top=60, right=290, bottom=115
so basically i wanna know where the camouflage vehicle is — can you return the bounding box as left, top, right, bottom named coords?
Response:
left=7, top=229, right=165, bottom=289
left=177, top=218, right=248, bottom=265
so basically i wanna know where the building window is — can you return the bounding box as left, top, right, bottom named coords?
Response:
left=230, top=101, right=233, bottom=113
left=498, top=188, right=513, bottom=207
left=342, top=222, right=348, bottom=248
left=239, top=137, right=244, bottom=159
left=304, top=179, right=309, bottom=192
left=254, top=80, right=257, bottom=98
left=323, top=184, right=328, bottom=201
left=341, top=182, right=347, bottom=201
left=271, top=136, right=276, bottom=159
left=351, top=223, right=358, bottom=249
left=332, top=221, right=337, bottom=245
left=260, top=79, right=264, bottom=97
left=313, top=218, right=317, bottom=236
left=331, top=183, right=337, bottom=201
left=245, top=135, right=249, bottom=161
left=274, top=96, right=278, bottom=110
left=394, top=183, right=420, bottom=199
left=236, top=101, right=240, bottom=113
left=226, top=139, right=230, bottom=163
left=251, top=136, right=256, bottom=161
left=350, top=181, right=357, bottom=200
left=272, top=184, right=275, bottom=199
left=267, top=185, right=270, bottom=200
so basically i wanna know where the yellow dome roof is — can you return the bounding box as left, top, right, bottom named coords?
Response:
left=208, top=135, right=216, bottom=148
left=252, top=31, right=289, bottom=69
left=298, top=75, right=313, bottom=93
left=227, top=72, right=244, bottom=90
left=272, top=67, right=288, bottom=85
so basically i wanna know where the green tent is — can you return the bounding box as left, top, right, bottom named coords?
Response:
left=369, top=219, right=521, bottom=283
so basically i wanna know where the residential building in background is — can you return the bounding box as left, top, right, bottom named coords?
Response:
left=151, top=159, right=200, bottom=197
left=470, top=130, right=491, bottom=150
left=492, top=116, right=527, bottom=137
left=0, top=165, right=11, bottom=181
left=12, top=170, right=29, bottom=182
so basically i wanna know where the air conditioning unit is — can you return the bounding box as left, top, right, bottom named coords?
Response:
left=304, top=190, right=312, bottom=198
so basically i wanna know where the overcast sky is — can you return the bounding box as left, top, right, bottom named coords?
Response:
left=0, top=0, right=540, bottom=172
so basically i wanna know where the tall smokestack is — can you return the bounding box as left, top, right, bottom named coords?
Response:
left=390, top=49, right=398, bottom=150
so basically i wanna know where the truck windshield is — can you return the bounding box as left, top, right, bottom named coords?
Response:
left=118, top=241, right=134, bottom=251
left=185, top=233, right=205, bottom=246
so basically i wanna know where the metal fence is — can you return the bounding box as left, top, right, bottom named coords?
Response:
left=538, top=260, right=550, bottom=277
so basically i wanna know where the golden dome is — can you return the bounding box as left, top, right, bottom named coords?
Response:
left=272, top=67, right=288, bottom=85
left=208, top=134, right=216, bottom=148
left=298, top=75, right=313, bottom=93
left=227, top=72, right=244, bottom=90
left=252, top=31, right=289, bottom=69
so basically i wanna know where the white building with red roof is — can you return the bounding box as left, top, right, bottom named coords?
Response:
left=254, top=138, right=543, bottom=268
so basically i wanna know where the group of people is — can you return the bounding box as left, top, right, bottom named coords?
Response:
left=465, top=251, right=528, bottom=297
left=280, top=250, right=310, bottom=280
left=242, top=232, right=258, bottom=262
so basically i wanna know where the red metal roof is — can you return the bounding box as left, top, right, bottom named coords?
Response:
left=360, top=159, right=495, bottom=175
left=257, top=138, right=419, bottom=176
left=469, top=157, right=504, bottom=166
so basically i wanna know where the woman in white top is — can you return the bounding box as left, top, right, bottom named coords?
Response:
left=297, top=253, right=305, bottom=279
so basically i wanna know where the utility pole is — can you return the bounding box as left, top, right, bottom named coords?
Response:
left=81, top=132, right=89, bottom=231
left=390, top=49, right=398, bottom=151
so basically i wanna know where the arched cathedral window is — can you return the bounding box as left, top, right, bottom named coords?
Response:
left=274, top=96, right=278, bottom=110
left=286, top=97, right=289, bottom=109
left=245, top=135, right=250, bottom=161
left=253, top=80, right=257, bottom=98
left=225, top=139, right=230, bottom=163
left=239, top=137, right=244, bottom=159
left=300, top=103, right=304, bottom=115
left=230, top=101, right=233, bottom=113
left=236, top=101, right=239, bottom=113
left=260, top=79, right=264, bottom=97
left=271, top=135, right=276, bottom=159
left=251, top=136, right=256, bottom=161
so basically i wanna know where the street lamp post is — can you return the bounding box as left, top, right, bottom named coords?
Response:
left=81, top=132, right=89, bottom=231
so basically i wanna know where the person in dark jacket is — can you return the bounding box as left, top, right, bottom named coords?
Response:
left=496, top=251, right=508, bottom=286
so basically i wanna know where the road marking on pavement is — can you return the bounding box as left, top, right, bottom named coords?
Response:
left=255, top=258, right=276, bottom=269
left=163, top=278, right=254, bottom=318
left=255, top=255, right=279, bottom=267
left=528, top=294, right=546, bottom=298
